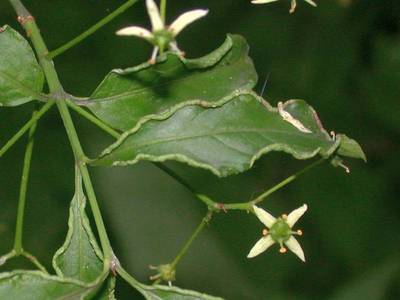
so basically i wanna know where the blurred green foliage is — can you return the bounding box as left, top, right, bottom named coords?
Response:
left=0, top=0, right=399, bottom=299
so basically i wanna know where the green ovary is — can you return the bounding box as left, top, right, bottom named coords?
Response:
left=269, top=219, right=291, bottom=243
left=152, top=30, right=174, bottom=52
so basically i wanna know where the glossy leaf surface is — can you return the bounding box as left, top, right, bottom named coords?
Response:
left=87, top=34, right=257, bottom=130
left=93, top=92, right=364, bottom=177
left=0, top=25, right=44, bottom=106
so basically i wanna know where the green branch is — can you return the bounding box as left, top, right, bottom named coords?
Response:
left=251, top=158, right=324, bottom=205
left=47, top=0, right=139, bottom=59
left=171, top=210, right=212, bottom=269
left=13, top=106, right=38, bottom=255
left=198, top=158, right=326, bottom=212
left=0, top=101, right=54, bottom=158
left=152, top=210, right=213, bottom=284
left=57, top=100, right=113, bottom=266
left=116, top=265, right=142, bottom=290
left=9, top=0, right=113, bottom=268
left=67, top=101, right=121, bottom=139
left=21, top=250, right=48, bottom=273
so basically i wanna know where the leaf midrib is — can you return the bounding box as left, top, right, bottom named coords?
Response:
left=122, top=128, right=331, bottom=150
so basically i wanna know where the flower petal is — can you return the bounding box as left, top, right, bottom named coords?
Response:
left=253, top=205, right=276, bottom=228
left=247, top=236, right=275, bottom=258
left=169, top=9, right=209, bottom=37
left=286, top=204, right=308, bottom=227
left=304, top=0, right=317, bottom=7
left=251, top=0, right=280, bottom=4
left=285, top=236, right=305, bottom=262
left=116, top=26, right=153, bottom=39
left=146, top=0, right=164, bottom=31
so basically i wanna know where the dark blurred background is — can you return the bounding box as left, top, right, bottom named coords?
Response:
left=0, top=0, right=399, bottom=299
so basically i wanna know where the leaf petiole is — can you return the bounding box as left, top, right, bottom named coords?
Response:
left=13, top=106, right=38, bottom=255
left=66, top=100, right=121, bottom=139
left=152, top=210, right=213, bottom=285
left=170, top=210, right=213, bottom=270
left=197, top=158, right=326, bottom=211
left=0, top=101, right=54, bottom=158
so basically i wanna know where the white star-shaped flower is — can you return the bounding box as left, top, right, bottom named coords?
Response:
left=251, top=0, right=317, bottom=14
left=116, top=0, right=208, bottom=63
left=247, top=204, right=307, bottom=262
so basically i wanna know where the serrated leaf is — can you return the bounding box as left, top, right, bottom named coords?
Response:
left=0, top=25, right=44, bottom=106
left=87, top=34, right=257, bottom=131
left=336, top=134, right=366, bottom=162
left=137, top=283, right=223, bottom=300
left=92, top=91, right=354, bottom=177
left=52, top=168, right=103, bottom=283
left=0, top=271, right=101, bottom=300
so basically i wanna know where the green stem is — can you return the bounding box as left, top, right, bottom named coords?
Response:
left=67, top=101, right=121, bottom=139
left=8, top=0, right=29, bottom=16
left=21, top=251, right=48, bottom=273
left=57, top=101, right=113, bottom=264
left=117, top=265, right=142, bottom=290
left=160, top=0, right=167, bottom=23
left=197, top=159, right=326, bottom=211
left=251, top=158, right=325, bottom=205
left=0, top=250, right=48, bottom=273
left=47, top=0, right=139, bottom=59
left=9, top=0, right=113, bottom=266
left=13, top=107, right=38, bottom=255
left=0, top=250, right=16, bottom=267
left=170, top=211, right=212, bottom=269
left=0, top=101, right=54, bottom=158
left=154, top=162, right=196, bottom=194
left=65, top=104, right=202, bottom=197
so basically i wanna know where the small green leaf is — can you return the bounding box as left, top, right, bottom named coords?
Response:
left=87, top=34, right=257, bottom=131
left=52, top=168, right=103, bottom=283
left=137, top=283, right=223, bottom=300
left=336, top=134, right=366, bottom=162
left=93, top=91, right=347, bottom=177
left=0, top=25, right=44, bottom=106
left=0, top=271, right=98, bottom=299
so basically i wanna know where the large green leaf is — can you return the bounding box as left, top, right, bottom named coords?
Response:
left=93, top=91, right=364, bottom=177
left=136, top=283, right=223, bottom=300
left=0, top=271, right=100, bottom=300
left=52, top=168, right=103, bottom=283
left=87, top=34, right=257, bottom=131
left=0, top=25, right=44, bottom=106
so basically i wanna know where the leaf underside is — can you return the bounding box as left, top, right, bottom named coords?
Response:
left=0, top=25, right=44, bottom=106
left=87, top=34, right=258, bottom=131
